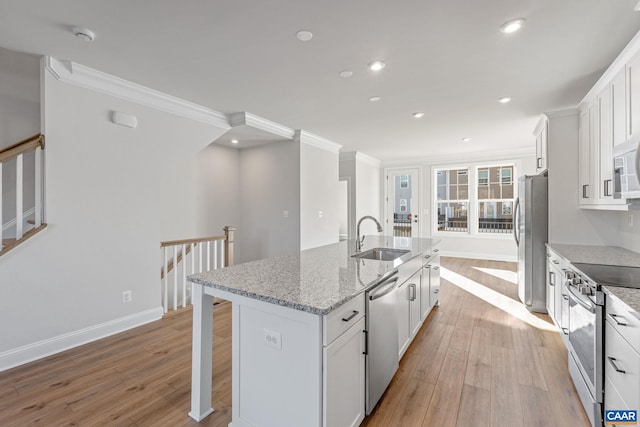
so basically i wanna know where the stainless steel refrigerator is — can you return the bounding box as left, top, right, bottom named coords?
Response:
left=513, top=175, right=548, bottom=313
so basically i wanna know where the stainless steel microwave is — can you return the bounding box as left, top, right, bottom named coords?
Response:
left=614, top=136, right=640, bottom=200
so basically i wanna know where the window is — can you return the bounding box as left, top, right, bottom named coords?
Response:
left=400, top=175, right=408, bottom=188
left=433, top=163, right=516, bottom=236
left=477, top=165, right=514, bottom=234
left=436, top=168, right=469, bottom=232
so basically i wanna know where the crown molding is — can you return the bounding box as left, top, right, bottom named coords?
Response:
left=228, top=112, right=295, bottom=139
left=533, top=114, right=548, bottom=136
left=42, top=56, right=230, bottom=130
left=580, top=28, right=640, bottom=108
left=295, top=130, right=342, bottom=153
left=381, top=146, right=536, bottom=167
left=544, top=108, right=579, bottom=119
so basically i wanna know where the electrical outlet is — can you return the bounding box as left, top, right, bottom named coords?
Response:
left=122, top=290, right=132, bottom=303
left=630, top=213, right=634, bottom=227
left=318, top=210, right=323, bottom=219
left=263, top=329, right=282, bottom=350
left=283, top=210, right=289, bottom=218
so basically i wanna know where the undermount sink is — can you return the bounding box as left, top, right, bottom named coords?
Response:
left=351, top=247, right=410, bottom=261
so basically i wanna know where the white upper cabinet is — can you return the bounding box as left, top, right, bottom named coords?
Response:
left=612, top=68, right=627, bottom=148
left=579, top=106, right=596, bottom=205
left=628, top=52, right=640, bottom=142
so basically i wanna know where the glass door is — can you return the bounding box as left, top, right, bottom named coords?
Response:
left=385, top=168, right=420, bottom=237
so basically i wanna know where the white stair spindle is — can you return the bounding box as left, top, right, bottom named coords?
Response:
left=213, top=241, right=217, bottom=270
left=163, top=247, right=168, bottom=313
left=190, top=243, right=195, bottom=305
left=206, top=241, right=211, bottom=271
left=173, top=245, right=178, bottom=311
left=221, top=241, right=225, bottom=267
left=34, top=147, right=42, bottom=227
left=182, top=244, right=187, bottom=308
left=16, top=153, right=23, bottom=239
left=0, top=162, right=3, bottom=249
left=199, top=243, right=203, bottom=273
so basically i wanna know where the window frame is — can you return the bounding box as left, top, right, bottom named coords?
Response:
left=432, top=161, right=517, bottom=239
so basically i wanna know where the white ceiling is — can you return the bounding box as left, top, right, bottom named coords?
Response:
left=1, top=1, right=640, bottom=161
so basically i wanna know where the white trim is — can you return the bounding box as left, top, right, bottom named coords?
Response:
left=228, top=112, right=295, bottom=139
left=544, top=108, right=580, bottom=119
left=339, top=151, right=382, bottom=167
left=43, top=57, right=230, bottom=130
left=295, top=130, right=342, bottom=153
left=2, top=207, right=36, bottom=232
left=0, top=307, right=164, bottom=372
left=381, top=146, right=534, bottom=167
left=580, top=29, right=640, bottom=107
left=440, top=250, right=516, bottom=262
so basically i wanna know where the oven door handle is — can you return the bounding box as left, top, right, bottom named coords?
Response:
left=567, top=285, right=596, bottom=313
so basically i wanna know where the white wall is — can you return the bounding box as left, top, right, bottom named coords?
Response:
left=617, top=211, right=640, bottom=253
left=0, top=47, right=40, bottom=231
left=0, top=62, right=227, bottom=368
left=0, top=47, right=40, bottom=149
left=300, top=142, right=339, bottom=250
left=355, top=156, right=382, bottom=236
left=237, top=141, right=300, bottom=263
left=196, top=143, right=241, bottom=238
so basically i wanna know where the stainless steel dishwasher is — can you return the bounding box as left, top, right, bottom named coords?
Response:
left=365, top=270, right=400, bottom=414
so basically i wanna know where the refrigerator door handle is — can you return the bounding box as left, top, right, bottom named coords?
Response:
left=513, top=197, right=520, bottom=246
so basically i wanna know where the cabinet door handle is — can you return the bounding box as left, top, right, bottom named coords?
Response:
left=552, top=260, right=560, bottom=264
left=609, top=313, right=628, bottom=326
left=604, top=179, right=612, bottom=197
left=549, top=271, right=555, bottom=286
left=342, top=310, right=359, bottom=322
left=424, top=254, right=431, bottom=259
left=582, top=184, right=589, bottom=199
left=434, top=266, right=439, bottom=271
left=433, top=249, right=439, bottom=253
left=562, top=295, right=569, bottom=301
left=607, top=356, right=626, bottom=374
left=433, top=289, right=439, bottom=294
left=537, top=157, right=542, bottom=169
left=561, top=327, right=569, bottom=335
left=409, top=284, right=417, bottom=301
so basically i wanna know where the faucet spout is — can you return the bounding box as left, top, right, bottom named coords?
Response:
left=355, top=215, right=384, bottom=252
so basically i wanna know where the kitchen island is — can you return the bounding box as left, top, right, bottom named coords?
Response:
left=187, top=236, right=440, bottom=427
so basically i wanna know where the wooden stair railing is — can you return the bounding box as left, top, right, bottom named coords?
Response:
left=160, top=226, right=235, bottom=313
left=1, top=134, right=47, bottom=257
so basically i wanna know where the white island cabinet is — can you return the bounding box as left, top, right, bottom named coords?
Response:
left=188, top=236, right=440, bottom=427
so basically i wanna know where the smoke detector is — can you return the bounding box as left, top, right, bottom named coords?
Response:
left=72, top=27, right=96, bottom=42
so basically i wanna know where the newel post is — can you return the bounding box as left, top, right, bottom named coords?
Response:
left=224, top=226, right=235, bottom=267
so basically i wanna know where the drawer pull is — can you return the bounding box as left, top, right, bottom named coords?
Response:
left=342, top=310, right=359, bottom=322
left=433, top=249, right=439, bottom=253
left=607, top=356, right=626, bottom=374
left=561, top=327, right=569, bottom=335
left=552, top=260, right=560, bottom=264
left=609, top=313, right=628, bottom=326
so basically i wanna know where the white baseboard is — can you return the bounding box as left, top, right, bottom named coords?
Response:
left=0, top=306, right=164, bottom=372
left=440, top=250, right=517, bottom=263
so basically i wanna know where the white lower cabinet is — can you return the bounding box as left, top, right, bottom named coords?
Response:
left=428, top=255, right=441, bottom=308
left=323, top=317, right=366, bottom=427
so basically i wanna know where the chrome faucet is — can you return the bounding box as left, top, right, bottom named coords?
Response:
left=355, top=215, right=383, bottom=252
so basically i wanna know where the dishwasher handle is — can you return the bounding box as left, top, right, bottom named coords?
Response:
left=369, top=277, right=399, bottom=301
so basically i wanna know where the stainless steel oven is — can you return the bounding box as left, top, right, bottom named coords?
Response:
left=565, top=270, right=604, bottom=427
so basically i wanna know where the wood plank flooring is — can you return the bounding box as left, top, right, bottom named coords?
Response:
left=0, top=257, right=590, bottom=426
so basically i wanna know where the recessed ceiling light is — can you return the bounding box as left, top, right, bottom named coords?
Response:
left=462, top=137, right=472, bottom=142
left=413, top=112, right=425, bottom=119
left=368, top=61, right=386, bottom=71
left=369, top=96, right=381, bottom=102
left=72, top=26, right=95, bottom=42
left=339, top=70, right=353, bottom=78
left=498, top=96, right=512, bottom=104
left=231, top=139, right=239, bottom=144
left=296, top=30, right=313, bottom=42
left=499, top=18, right=525, bottom=34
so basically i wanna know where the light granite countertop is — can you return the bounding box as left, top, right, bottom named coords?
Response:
left=188, top=236, right=440, bottom=315
left=547, top=243, right=640, bottom=317
left=547, top=243, right=640, bottom=267
left=603, top=286, right=640, bottom=318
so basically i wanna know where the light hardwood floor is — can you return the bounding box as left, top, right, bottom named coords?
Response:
left=0, top=257, right=590, bottom=426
